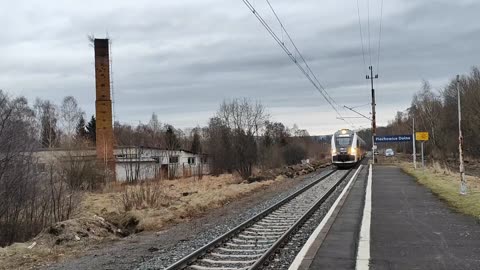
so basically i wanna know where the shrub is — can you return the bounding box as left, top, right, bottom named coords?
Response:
left=283, top=143, right=307, bottom=165
left=121, top=181, right=172, bottom=211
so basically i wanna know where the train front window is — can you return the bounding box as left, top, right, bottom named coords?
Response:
left=336, top=137, right=351, bottom=147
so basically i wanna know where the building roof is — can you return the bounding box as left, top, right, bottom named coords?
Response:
left=34, top=146, right=207, bottom=155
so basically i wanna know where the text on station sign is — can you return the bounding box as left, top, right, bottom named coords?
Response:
left=374, top=135, right=413, bottom=143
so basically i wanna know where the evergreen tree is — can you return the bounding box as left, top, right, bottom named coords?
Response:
left=165, top=125, right=179, bottom=150
left=191, top=130, right=202, bottom=154
left=86, top=115, right=96, bottom=144
left=76, top=115, right=88, bottom=140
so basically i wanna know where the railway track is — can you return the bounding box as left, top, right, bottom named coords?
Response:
left=164, top=167, right=356, bottom=270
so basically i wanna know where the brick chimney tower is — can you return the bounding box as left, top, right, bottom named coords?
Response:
left=94, top=38, right=115, bottom=178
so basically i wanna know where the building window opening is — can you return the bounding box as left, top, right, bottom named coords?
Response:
left=169, top=156, right=179, bottom=164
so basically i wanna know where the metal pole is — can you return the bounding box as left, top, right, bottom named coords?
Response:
left=372, top=135, right=375, bottom=164
left=421, top=142, right=424, bottom=168
left=367, top=66, right=378, bottom=164
left=457, top=75, right=467, bottom=195
left=413, top=117, right=416, bottom=169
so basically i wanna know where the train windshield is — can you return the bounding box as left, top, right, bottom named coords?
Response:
left=336, top=137, right=351, bottom=147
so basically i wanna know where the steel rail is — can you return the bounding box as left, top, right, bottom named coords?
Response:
left=164, top=168, right=336, bottom=270
left=249, top=166, right=356, bottom=269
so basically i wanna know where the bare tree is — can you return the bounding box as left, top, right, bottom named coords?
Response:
left=60, top=96, right=84, bottom=144
left=0, top=91, right=82, bottom=246
left=381, top=67, right=480, bottom=160
left=217, top=98, right=269, bottom=136
left=121, top=147, right=143, bottom=183
left=34, top=99, right=60, bottom=148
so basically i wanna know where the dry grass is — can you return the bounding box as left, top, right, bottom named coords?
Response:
left=0, top=242, right=87, bottom=270
left=78, top=173, right=279, bottom=231
left=0, top=173, right=284, bottom=269
left=400, top=161, right=480, bottom=219
left=0, top=243, right=50, bottom=270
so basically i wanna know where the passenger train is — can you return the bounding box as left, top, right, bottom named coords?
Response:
left=331, top=129, right=366, bottom=168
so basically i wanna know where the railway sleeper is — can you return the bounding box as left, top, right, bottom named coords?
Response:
left=252, top=222, right=290, bottom=227
left=261, top=219, right=296, bottom=224
left=237, top=234, right=278, bottom=240
left=188, top=264, right=249, bottom=270
left=262, top=216, right=297, bottom=221
left=219, top=249, right=269, bottom=254
left=257, top=220, right=295, bottom=226
left=269, top=210, right=302, bottom=216
left=200, top=258, right=257, bottom=265
left=225, top=242, right=271, bottom=248
left=210, top=253, right=262, bottom=259
left=231, top=238, right=275, bottom=244
left=247, top=227, right=285, bottom=233
left=242, top=230, right=284, bottom=236
left=270, top=211, right=305, bottom=217
left=219, top=245, right=271, bottom=251
left=191, top=261, right=254, bottom=269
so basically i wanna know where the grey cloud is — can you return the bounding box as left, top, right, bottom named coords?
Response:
left=0, top=0, right=479, bottom=135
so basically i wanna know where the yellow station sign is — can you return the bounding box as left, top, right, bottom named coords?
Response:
left=416, top=132, right=429, bottom=141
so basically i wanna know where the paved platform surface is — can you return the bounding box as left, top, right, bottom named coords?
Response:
left=305, top=166, right=368, bottom=270
left=370, top=166, right=480, bottom=269
left=297, top=165, right=480, bottom=270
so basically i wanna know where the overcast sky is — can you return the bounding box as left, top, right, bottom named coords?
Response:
left=1, top=0, right=479, bottom=134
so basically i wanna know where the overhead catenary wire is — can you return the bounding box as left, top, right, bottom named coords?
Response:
left=367, top=0, right=372, bottom=66
left=376, top=0, right=384, bottom=74
left=356, top=0, right=368, bottom=73
left=264, top=0, right=344, bottom=113
left=351, top=102, right=371, bottom=109
left=265, top=0, right=325, bottom=91
left=355, top=0, right=372, bottom=115
left=242, top=0, right=354, bottom=127
left=354, top=0, right=385, bottom=128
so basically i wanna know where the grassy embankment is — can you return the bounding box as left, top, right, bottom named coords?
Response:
left=81, top=173, right=281, bottom=231
left=0, top=161, right=329, bottom=270
left=0, top=174, right=281, bottom=270
left=400, top=161, right=480, bottom=219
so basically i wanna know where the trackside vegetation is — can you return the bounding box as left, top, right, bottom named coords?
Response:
left=401, top=162, right=480, bottom=219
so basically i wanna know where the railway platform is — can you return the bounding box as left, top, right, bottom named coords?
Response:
left=291, top=165, right=480, bottom=270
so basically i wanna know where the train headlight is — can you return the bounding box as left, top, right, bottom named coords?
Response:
left=349, top=147, right=356, bottom=155
left=331, top=149, right=337, bottom=156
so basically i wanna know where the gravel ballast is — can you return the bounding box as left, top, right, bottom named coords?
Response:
left=137, top=169, right=335, bottom=270
left=45, top=167, right=333, bottom=270
left=262, top=166, right=366, bottom=270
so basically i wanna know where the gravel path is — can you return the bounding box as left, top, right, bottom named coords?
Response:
left=44, top=167, right=333, bottom=270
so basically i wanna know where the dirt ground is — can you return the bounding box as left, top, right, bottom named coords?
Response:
left=41, top=168, right=329, bottom=270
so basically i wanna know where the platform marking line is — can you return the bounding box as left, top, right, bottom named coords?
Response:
left=288, top=165, right=363, bottom=270
left=356, top=164, right=372, bottom=270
